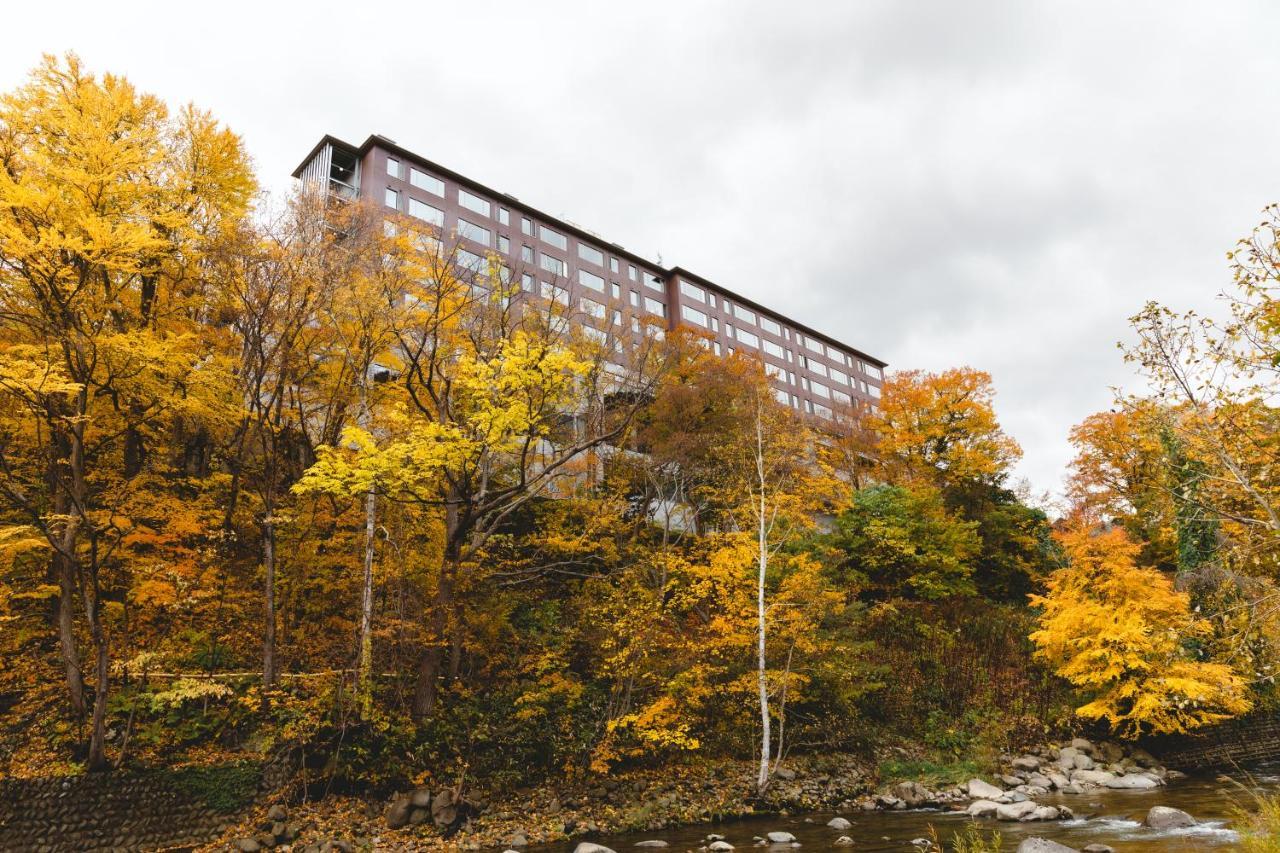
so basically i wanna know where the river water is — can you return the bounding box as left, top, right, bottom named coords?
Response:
left=531, top=766, right=1280, bottom=852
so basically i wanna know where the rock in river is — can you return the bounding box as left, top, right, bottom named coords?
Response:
left=826, top=817, right=853, bottom=830
left=1017, top=838, right=1079, bottom=853
left=634, top=843, right=669, bottom=849
left=1103, top=773, right=1159, bottom=789
left=1145, top=805, right=1196, bottom=829
left=766, top=832, right=797, bottom=844
left=966, top=778, right=1004, bottom=800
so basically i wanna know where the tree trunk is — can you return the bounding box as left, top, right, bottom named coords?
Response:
left=54, top=549, right=86, bottom=716
left=755, top=406, right=771, bottom=795
left=86, top=606, right=109, bottom=771
left=262, top=512, right=278, bottom=687
left=413, top=548, right=457, bottom=718
left=357, top=485, right=376, bottom=714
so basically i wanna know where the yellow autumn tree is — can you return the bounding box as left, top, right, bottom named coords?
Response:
left=0, top=54, right=252, bottom=768
left=1029, top=522, right=1251, bottom=737
left=871, top=367, right=1022, bottom=490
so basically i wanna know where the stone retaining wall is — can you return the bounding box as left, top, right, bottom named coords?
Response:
left=1143, top=713, right=1280, bottom=769
left=0, top=757, right=292, bottom=852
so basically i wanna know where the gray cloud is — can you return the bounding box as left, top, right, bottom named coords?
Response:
left=5, top=0, right=1278, bottom=496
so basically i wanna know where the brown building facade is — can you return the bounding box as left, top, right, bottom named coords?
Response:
left=293, top=134, right=886, bottom=418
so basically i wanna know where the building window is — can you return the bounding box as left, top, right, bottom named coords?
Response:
left=610, top=257, right=619, bottom=274
left=644, top=296, right=666, bottom=317
left=814, top=403, right=832, bottom=420
left=808, top=360, right=828, bottom=378
left=869, top=383, right=882, bottom=398
left=826, top=344, right=844, bottom=361
left=541, top=225, right=568, bottom=250
left=578, top=243, right=605, bottom=266
left=680, top=280, right=706, bottom=302
left=645, top=273, right=664, bottom=292
left=774, top=388, right=790, bottom=405
left=520, top=245, right=534, bottom=262
left=521, top=217, right=533, bottom=235
left=521, top=273, right=535, bottom=292
left=611, top=282, right=620, bottom=299
left=499, top=207, right=510, bottom=226
left=681, top=304, right=709, bottom=327
left=785, top=349, right=793, bottom=362
left=735, top=329, right=759, bottom=348
left=805, top=336, right=825, bottom=355
left=541, top=281, right=569, bottom=304
left=788, top=371, right=796, bottom=385
left=631, top=317, right=641, bottom=333
left=387, top=157, right=403, bottom=179
left=540, top=254, right=567, bottom=277
left=457, top=248, right=486, bottom=272
left=732, top=304, right=757, bottom=325
left=630, top=290, right=640, bottom=307
left=713, top=342, right=721, bottom=355
left=830, top=367, right=849, bottom=385
left=457, top=218, right=490, bottom=246
left=763, top=340, right=785, bottom=359
left=578, top=269, right=605, bottom=292
left=408, top=198, right=444, bottom=225
left=711, top=317, right=719, bottom=332
left=384, top=187, right=399, bottom=209
left=765, top=363, right=784, bottom=379
left=811, top=380, right=831, bottom=399
left=612, top=309, right=621, bottom=326
left=410, top=168, right=444, bottom=196
left=458, top=189, right=491, bottom=217
left=580, top=296, right=606, bottom=319
left=498, top=234, right=510, bottom=253
left=760, top=316, right=782, bottom=336
left=708, top=293, right=717, bottom=309
left=833, top=389, right=852, bottom=405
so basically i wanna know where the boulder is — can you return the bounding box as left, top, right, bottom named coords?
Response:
left=409, top=807, right=429, bottom=825
left=1012, top=755, right=1042, bottom=771
left=892, top=780, right=932, bottom=807
left=1046, top=772, right=1070, bottom=790
left=1128, top=747, right=1158, bottom=767
left=775, top=767, right=797, bottom=781
left=1024, top=806, right=1063, bottom=821
left=1001, top=774, right=1025, bottom=787
left=431, top=789, right=458, bottom=826
left=966, top=778, right=1004, bottom=800
left=1095, top=742, right=1124, bottom=764
left=1070, top=737, right=1095, bottom=755
left=1145, top=806, right=1196, bottom=829
left=266, top=804, right=288, bottom=822
left=826, top=817, right=853, bottom=830
left=1103, top=774, right=1159, bottom=790
left=385, top=796, right=413, bottom=829
left=833, top=838, right=854, bottom=846
left=1016, top=840, right=1079, bottom=853
left=709, top=842, right=734, bottom=851
left=766, top=832, right=797, bottom=844
left=966, top=799, right=1001, bottom=818
left=1070, top=769, right=1117, bottom=786
left=635, top=843, right=669, bottom=848
left=1072, top=753, right=1095, bottom=770
left=509, top=835, right=529, bottom=847
left=1081, top=846, right=1115, bottom=853
left=1027, top=773, right=1053, bottom=789
left=575, top=845, right=619, bottom=853
left=410, top=788, right=432, bottom=808
left=996, top=800, right=1040, bottom=821
left=233, top=840, right=262, bottom=853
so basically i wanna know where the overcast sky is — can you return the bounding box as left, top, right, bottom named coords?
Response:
left=6, top=2, right=1279, bottom=498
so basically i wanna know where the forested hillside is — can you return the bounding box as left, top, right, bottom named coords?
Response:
left=2, top=55, right=1277, bottom=804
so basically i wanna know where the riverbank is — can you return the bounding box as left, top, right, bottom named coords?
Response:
left=202, top=737, right=1213, bottom=852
